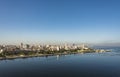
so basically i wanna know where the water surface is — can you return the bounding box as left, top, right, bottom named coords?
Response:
left=0, top=48, right=120, bottom=77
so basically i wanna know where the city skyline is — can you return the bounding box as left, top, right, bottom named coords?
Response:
left=0, top=0, right=120, bottom=45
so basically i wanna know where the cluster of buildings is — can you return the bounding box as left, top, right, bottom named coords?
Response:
left=0, top=43, right=89, bottom=53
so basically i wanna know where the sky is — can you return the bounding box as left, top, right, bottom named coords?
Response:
left=0, top=0, right=120, bottom=45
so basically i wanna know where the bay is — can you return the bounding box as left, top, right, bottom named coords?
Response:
left=0, top=47, right=120, bottom=77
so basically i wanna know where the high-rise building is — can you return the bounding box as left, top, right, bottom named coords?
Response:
left=20, top=43, right=23, bottom=49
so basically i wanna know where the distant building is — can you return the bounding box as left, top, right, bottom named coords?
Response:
left=82, top=44, right=88, bottom=50
left=64, top=43, right=68, bottom=50
left=20, top=43, right=23, bottom=49
left=26, top=44, right=30, bottom=49
left=56, top=46, right=60, bottom=51
left=0, top=49, right=3, bottom=53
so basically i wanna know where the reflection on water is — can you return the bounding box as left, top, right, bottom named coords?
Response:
left=0, top=48, right=120, bottom=77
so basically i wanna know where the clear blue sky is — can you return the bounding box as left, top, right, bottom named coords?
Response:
left=0, top=0, right=120, bottom=44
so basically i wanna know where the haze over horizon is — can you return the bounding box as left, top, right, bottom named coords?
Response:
left=0, top=0, right=120, bottom=45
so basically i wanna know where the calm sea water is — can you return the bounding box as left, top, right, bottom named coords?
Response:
left=0, top=47, right=120, bottom=77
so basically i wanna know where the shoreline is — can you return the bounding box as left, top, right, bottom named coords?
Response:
left=0, top=52, right=76, bottom=60
left=0, top=49, right=111, bottom=60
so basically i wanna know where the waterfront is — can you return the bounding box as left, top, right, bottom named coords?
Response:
left=0, top=43, right=107, bottom=60
left=0, top=47, right=120, bottom=77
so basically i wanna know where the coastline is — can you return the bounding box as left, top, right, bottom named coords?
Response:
left=0, top=52, right=75, bottom=60
left=0, top=50, right=110, bottom=60
left=0, top=48, right=111, bottom=60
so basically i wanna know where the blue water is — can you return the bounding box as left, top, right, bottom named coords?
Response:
left=0, top=47, right=120, bottom=77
